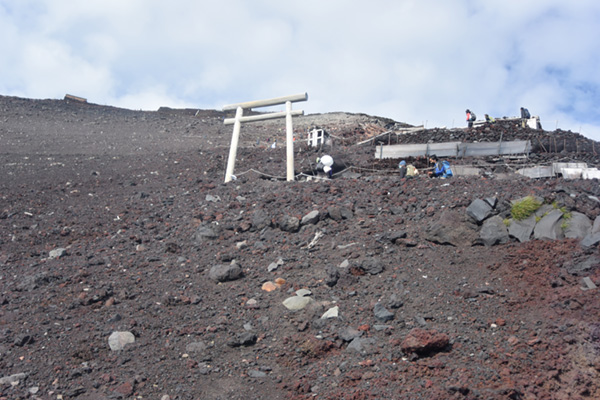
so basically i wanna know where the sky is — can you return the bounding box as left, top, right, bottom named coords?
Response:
left=1, top=0, right=600, bottom=141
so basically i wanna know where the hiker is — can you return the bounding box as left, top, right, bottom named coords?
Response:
left=406, top=163, right=419, bottom=177
left=520, top=107, right=531, bottom=127
left=428, top=155, right=453, bottom=178
left=466, top=109, right=476, bottom=128
left=399, top=159, right=419, bottom=177
left=316, top=154, right=334, bottom=178
left=398, top=160, right=407, bottom=179
left=485, top=114, right=496, bottom=123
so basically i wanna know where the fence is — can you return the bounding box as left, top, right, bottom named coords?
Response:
left=375, top=140, right=531, bottom=159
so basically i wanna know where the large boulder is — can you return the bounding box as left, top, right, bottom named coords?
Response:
left=466, top=199, right=493, bottom=224
left=564, top=212, right=592, bottom=239
left=581, top=232, right=600, bottom=249
left=508, top=215, right=536, bottom=243
left=426, top=210, right=478, bottom=246
left=592, top=216, right=600, bottom=234
left=479, top=215, right=509, bottom=246
left=533, top=209, right=564, bottom=240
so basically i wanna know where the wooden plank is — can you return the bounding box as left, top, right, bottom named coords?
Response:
left=64, top=94, right=87, bottom=103
left=223, top=93, right=307, bottom=111
left=224, top=109, right=303, bottom=125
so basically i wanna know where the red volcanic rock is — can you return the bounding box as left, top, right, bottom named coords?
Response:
left=400, top=328, right=450, bottom=355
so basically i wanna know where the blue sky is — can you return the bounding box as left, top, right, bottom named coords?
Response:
left=1, top=0, right=600, bottom=141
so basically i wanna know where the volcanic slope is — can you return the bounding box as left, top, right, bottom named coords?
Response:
left=0, top=95, right=599, bottom=400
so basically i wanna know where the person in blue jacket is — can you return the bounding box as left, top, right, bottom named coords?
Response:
left=428, top=155, right=453, bottom=178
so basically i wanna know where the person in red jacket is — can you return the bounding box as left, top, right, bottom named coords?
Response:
left=466, top=109, right=476, bottom=128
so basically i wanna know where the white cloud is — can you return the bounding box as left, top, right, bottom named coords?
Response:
left=1, top=0, right=599, bottom=141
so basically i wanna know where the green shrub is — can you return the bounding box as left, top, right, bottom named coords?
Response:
left=511, top=196, right=542, bottom=221
left=503, top=218, right=511, bottom=227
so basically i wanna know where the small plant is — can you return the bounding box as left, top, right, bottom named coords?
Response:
left=511, top=196, right=542, bottom=221
left=552, top=202, right=568, bottom=214
left=560, top=212, right=572, bottom=231
left=503, top=218, right=511, bottom=227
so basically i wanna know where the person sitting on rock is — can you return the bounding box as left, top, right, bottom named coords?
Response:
left=400, top=160, right=419, bottom=178
left=485, top=114, right=496, bottom=123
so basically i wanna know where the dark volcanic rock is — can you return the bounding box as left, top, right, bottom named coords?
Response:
left=208, top=262, right=244, bottom=282
left=251, top=209, right=272, bottom=231
left=426, top=210, right=478, bottom=246
left=361, top=257, right=385, bottom=275
left=478, top=215, right=510, bottom=246
left=373, top=302, right=394, bottom=322
left=466, top=198, right=494, bottom=224
left=278, top=215, right=300, bottom=232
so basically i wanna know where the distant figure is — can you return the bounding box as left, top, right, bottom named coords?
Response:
left=466, top=109, right=476, bottom=128
left=316, top=155, right=334, bottom=178
left=428, top=155, right=453, bottom=178
left=398, top=160, right=407, bottom=179
left=485, top=114, right=496, bottom=123
left=520, top=107, right=531, bottom=128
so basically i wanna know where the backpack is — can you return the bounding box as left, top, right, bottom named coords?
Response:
left=470, top=112, right=476, bottom=121
left=442, top=160, right=453, bottom=177
left=407, top=165, right=418, bottom=176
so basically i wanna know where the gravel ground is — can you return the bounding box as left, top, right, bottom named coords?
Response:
left=1, top=95, right=599, bottom=400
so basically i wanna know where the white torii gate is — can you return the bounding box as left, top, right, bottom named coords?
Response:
left=222, top=92, right=308, bottom=183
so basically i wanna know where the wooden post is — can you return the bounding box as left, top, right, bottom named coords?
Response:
left=224, top=106, right=243, bottom=183
left=285, top=101, right=294, bottom=182
left=537, top=138, right=547, bottom=153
